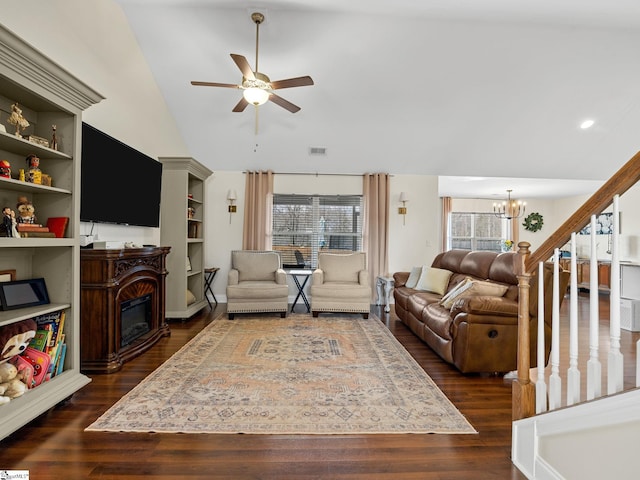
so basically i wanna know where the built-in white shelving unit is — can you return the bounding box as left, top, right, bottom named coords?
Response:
left=159, top=157, right=213, bottom=319
left=0, top=24, right=104, bottom=440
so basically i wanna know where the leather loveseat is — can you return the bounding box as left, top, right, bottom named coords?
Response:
left=393, top=249, right=569, bottom=374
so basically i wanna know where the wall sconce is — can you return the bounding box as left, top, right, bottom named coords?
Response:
left=398, top=192, right=408, bottom=225
left=227, top=189, right=237, bottom=224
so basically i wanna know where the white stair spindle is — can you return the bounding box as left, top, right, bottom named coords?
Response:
left=548, top=248, right=562, bottom=410
left=536, top=261, right=547, bottom=414
left=567, top=233, right=581, bottom=405
left=587, top=214, right=602, bottom=400
left=608, top=195, right=624, bottom=394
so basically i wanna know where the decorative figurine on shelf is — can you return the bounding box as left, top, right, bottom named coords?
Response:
left=6, top=103, right=29, bottom=137
left=16, top=196, right=36, bottom=224
left=2, top=207, right=19, bottom=238
left=0, top=160, right=10, bottom=178
left=50, top=124, right=58, bottom=151
left=25, top=154, right=41, bottom=184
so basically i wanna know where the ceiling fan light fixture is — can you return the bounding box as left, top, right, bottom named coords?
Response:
left=191, top=10, right=313, bottom=119
left=243, top=87, right=270, bottom=105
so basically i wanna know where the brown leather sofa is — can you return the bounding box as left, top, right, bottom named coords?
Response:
left=393, top=249, right=569, bottom=374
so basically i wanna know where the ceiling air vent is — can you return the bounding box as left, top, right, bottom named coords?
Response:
left=309, top=147, right=327, bottom=156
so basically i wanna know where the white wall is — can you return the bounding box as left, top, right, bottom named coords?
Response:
left=617, top=184, right=640, bottom=261
left=389, top=175, right=441, bottom=271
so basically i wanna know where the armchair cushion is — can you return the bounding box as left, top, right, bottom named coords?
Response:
left=311, top=252, right=371, bottom=317
left=319, top=253, right=366, bottom=283
left=227, top=250, right=288, bottom=318
left=232, top=250, right=280, bottom=282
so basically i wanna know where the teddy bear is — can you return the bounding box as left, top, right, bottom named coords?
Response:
left=0, top=318, right=37, bottom=364
left=0, top=319, right=37, bottom=405
left=0, top=362, right=26, bottom=404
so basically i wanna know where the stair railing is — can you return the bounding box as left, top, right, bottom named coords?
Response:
left=513, top=151, right=640, bottom=420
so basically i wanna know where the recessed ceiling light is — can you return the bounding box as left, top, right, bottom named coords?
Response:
left=580, top=119, right=595, bottom=129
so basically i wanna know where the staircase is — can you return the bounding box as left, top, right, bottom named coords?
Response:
left=511, top=152, right=640, bottom=479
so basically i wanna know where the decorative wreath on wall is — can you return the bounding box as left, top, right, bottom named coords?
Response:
left=523, top=212, right=544, bottom=232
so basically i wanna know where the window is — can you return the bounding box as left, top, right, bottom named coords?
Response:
left=272, top=194, right=363, bottom=268
left=449, top=212, right=504, bottom=252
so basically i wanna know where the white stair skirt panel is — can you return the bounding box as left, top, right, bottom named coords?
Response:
left=512, top=388, right=640, bottom=480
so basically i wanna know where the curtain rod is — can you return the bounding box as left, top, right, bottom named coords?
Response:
left=241, top=171, right=392, bottom=177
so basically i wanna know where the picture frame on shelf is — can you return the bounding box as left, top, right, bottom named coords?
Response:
left=0, top=269, right=16, bottom=282
left=187, top=256, right=192, bottom=272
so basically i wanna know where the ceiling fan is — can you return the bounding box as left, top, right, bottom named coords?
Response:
left=191, top=12, right=314, bottom=116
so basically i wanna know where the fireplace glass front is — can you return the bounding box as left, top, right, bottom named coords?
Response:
left=121, top=294, right=152, bottom=347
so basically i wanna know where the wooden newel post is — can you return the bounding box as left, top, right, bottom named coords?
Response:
left=513, top=241, right=535, bottom=420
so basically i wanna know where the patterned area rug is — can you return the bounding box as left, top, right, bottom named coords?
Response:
left=86, top=315, right=476, bottom=434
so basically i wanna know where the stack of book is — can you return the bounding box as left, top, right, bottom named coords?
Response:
left=17, top=223, right=56, bottom=238
left=25, top=310, right=67, bottom=386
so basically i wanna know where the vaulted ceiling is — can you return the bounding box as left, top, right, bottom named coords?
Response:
left=116, top=0, right=640, bottom=197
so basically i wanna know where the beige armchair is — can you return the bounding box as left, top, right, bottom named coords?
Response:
left=311, top=252, right=371, bottom=318
left=226, top=250, right=288, bottom=319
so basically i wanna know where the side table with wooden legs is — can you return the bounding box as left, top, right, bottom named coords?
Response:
left=204, top=267, right=220, bottom=308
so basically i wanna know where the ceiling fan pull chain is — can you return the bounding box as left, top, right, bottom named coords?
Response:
left=255, top=105, right=259, bottom=135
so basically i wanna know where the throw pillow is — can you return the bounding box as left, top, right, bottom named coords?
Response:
left=186, top=289, right=196, bottom=305
left=466, top=280, right=509, bottom=298
left=415, top=267, right=453, bottom=295
left=442, top=279, right=509, bottom=310
left=439, top=277, right=473, bottom=309
left=405, top=266, right=423, bottom=289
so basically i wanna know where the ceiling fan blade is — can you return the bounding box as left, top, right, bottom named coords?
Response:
left=230, top=54, right=255, bottom=81
left=191, top=81, right=240, bottom=89
left=269, top=93, right=301, bottom=113
left=232, top=97, right=249, bottom=112
left=270, top=76, right=314, bottom=90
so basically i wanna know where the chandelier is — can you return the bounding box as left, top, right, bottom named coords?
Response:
left=493, top=189, right=526, bottom=220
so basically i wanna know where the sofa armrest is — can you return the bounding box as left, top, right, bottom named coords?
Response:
left=228, top=268, right=239, bottom=285
left=393, top=272, right=409, bottom=288
left=276, top=269, right=287, bottom=284
left=312, top=268, right=324, bottom=285
left=450, top=296, right=518, bottom=318
left=358, top=270, right=369, bottom=285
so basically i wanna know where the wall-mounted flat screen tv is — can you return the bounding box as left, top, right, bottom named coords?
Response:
left=80, top=123, right=162, bottom=228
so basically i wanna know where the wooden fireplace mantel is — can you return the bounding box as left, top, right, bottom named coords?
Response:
left=80, top=246, right=171, bottom=373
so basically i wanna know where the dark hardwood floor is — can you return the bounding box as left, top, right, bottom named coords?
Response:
left=1, top=293, right=635, bottom=479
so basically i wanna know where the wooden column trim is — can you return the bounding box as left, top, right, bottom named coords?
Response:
left=513, top=242, right=535, bottom=420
